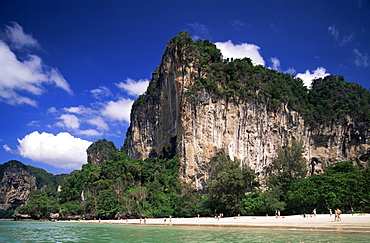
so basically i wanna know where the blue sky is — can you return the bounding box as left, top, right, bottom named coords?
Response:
left=0, top=0, right=369, bottom=174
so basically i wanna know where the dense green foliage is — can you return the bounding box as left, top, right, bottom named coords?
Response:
left=14, top=150, right=256, bottom=219
left=267, top=141, right=307, bottom=200
left=242, top=157, right=370, bottom=215
left=14, top=143, right=370, bottom=219
left=16, top=152, right=202, bottom=219
left=205, top=153, right=257, bottom=216
left=308, top=75, right=370, bottom=124
left=242, top=142, right=307, bottom=215
left=285, top=162, right=370, bottom=214
left=16, top=189, right=59, bottom=219
left=55, top=151, right=256, bottom=218
left=27, top=165, right=68, bottom=192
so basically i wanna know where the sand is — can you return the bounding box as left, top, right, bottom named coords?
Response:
left=71, top=214, right=370, bottom=232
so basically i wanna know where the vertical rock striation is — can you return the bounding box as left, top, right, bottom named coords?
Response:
left=123, top=32, right=370, bottom=190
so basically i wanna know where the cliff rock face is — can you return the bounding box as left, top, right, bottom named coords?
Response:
left=123, top=32, right=370, bottom=190
left=0, top=161, right=36, bottom=210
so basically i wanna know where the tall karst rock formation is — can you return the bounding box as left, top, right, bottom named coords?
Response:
left=123, top=31, right=370, bottom=190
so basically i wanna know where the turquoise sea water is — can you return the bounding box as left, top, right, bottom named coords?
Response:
left=1, top=221, right=370, bottom=243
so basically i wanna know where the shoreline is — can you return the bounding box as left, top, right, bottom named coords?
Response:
left=63, top=213, right=370, bottom=232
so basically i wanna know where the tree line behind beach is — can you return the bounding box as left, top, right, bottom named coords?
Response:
left=13, top=141, right=370, bottom=220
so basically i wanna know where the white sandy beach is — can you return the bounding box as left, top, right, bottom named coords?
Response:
left=71, top=214, right=370, bottom=231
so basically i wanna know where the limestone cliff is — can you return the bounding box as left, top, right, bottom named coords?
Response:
left=123, top=32, right=370, bottom=190
left=0, top=161, right=36, bottom=210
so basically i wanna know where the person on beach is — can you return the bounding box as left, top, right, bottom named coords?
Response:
left=334, top=209, right=342, bottom=221
left=312, top=208, right=316, bottom=217
left=337, top=209, right=342, bottom=221
left=329, top=209, right=332, bottom=217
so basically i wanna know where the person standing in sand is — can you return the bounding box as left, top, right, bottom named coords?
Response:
left=334, top=209, right=342, bottom=222
left=329, top=209, right=332, bottom=217
left=336, top=209, right=342, bottom=221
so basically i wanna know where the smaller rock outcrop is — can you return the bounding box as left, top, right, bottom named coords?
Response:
left=87, top=139, right=118, bottom=167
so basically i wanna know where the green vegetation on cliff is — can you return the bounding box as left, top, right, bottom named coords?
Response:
left=170, top=32, right=370, bottom=126
left=0, top=160, right=67, bottom=192
left=27, top=165, right=68, bottom=192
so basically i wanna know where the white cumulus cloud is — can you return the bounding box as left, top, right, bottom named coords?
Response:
left=215, top=40, right=265, bottom=66
left=0, top=23, right=72, bottom=106
left=17, top=131, right=92, bottom=170
left=296, top=67, right=330, bottom=88
left=116, top=78, right=149, bottom=96
left=101, top=98, right=134, bottom=122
